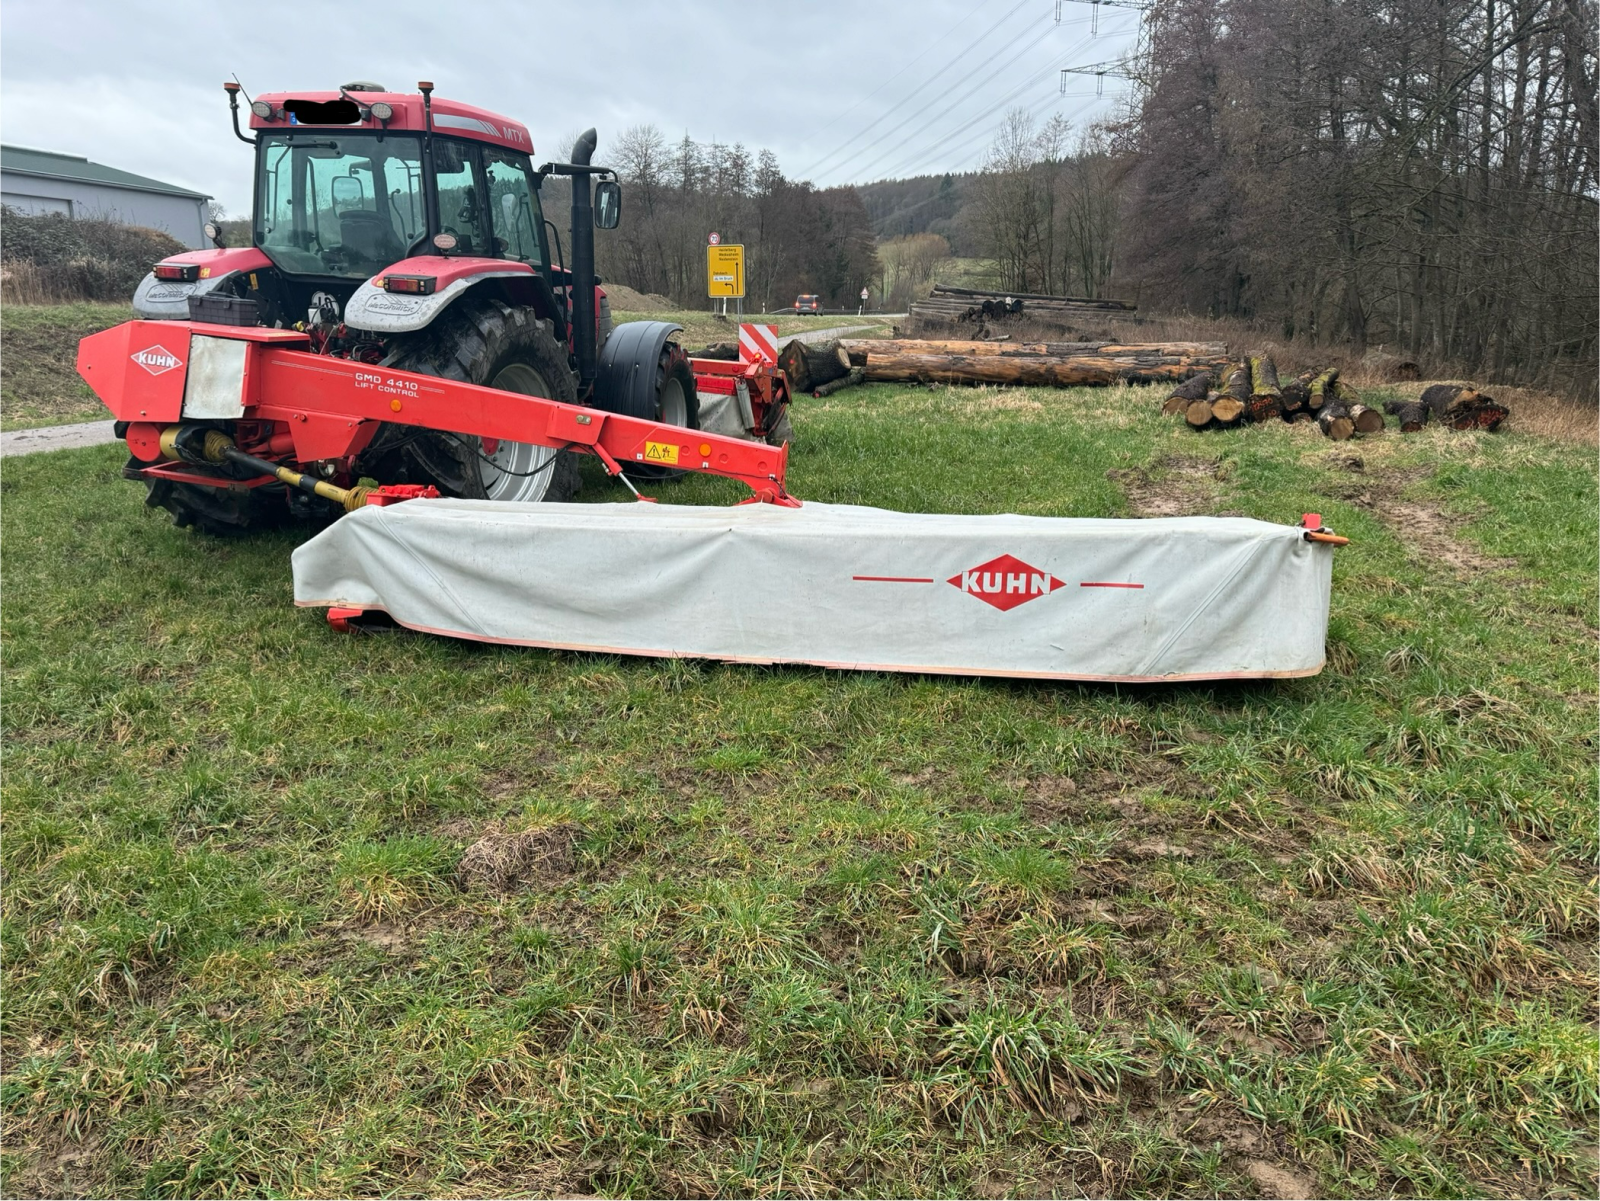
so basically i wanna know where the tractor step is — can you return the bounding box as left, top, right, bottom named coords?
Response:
left=292, top=499, right=1336, bottom=682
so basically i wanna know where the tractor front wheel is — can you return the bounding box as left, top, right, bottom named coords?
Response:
left=375, top=299, right=581, bottom=504
left=144, top=478, right=288, bottom=537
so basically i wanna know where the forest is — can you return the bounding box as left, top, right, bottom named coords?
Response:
left=582, top=0, right=1596, bottom=394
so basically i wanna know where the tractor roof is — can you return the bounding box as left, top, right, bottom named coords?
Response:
left=248, top=91, right=532, bottom=155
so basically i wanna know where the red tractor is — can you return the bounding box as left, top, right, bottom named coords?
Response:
left=108, top=80, right=791, bottom=533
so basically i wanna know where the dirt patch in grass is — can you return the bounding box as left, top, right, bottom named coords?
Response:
left=1332, top=461, right=1517, bottom=575
left=1245, top=1159, right=1317, bottom=1199
left=1109, top=455, right=1226, bottom=517
left=456, top=822, right=579, bottom=892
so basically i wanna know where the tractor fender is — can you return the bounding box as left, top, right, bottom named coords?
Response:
left=343, top=256, right=548, bottom=334
left=132, top=246, right=273, bottom=319
left=593, top=320, right=686, bottom=418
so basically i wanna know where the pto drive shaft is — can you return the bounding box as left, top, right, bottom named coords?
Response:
left=160, top=426, right=374, bottom=513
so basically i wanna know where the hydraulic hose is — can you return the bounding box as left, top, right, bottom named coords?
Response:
left=160, top=427, right=373, bottom=513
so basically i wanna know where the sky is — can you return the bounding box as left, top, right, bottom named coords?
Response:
left=0, top=0, right=1141, bottom=216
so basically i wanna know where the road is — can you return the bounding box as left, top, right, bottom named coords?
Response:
left=1, top=421, right=120, bottom=457
left=781, top=318, right=903, bottom=344
left=1, top=319, right=908, bottom=458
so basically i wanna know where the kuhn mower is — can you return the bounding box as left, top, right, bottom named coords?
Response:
left=77, top=81, right=1346, bottom=683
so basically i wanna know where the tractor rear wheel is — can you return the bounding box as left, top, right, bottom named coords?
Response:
left=377, top=299, right=581, bottom=503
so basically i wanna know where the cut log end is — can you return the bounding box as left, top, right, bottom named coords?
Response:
left=1185, top=399, right=1214, bottom=427
left=1211, top=397, right=1246, bottom=424
left=1349, top=404, right=1385, bottom=434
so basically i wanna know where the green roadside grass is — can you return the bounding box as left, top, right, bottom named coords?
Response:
left=2, top=381, right=1595, bottom=1198
left=0, top=303, right=135, bottom=430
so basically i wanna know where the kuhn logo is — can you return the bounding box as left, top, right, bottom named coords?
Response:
left=130, top=345, right=183, bottom=376
left=949, top=553, right=1066, bottom=611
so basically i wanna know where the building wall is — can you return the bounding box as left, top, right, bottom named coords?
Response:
left=0, top=174, right=206, bottom=247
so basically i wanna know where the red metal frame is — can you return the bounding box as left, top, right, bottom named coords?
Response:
left=78, top=320, right=795, bottom=505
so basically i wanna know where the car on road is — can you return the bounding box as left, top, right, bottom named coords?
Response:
left=793, top=294, right=822, bottom=314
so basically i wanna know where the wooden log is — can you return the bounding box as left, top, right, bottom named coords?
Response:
left=1307, top=368, right=1339, bottom=411
left=1249, top=356, right=1282, bottom=403
left=1185, top=399, right=1214, bottom=428
left=839, top=338, right=1229, bottom=366
left=1419, top=383, right=1497, bottom=422
left=1163, top=371, right=1214, bottom=414
left=812, top=366, right=865, bottom=398
left=1452, top=401, right=1509, bottom=431
left=1211, top=363, right=1250, bottom=424
left=930, top=283, right=1136, bottom=311
left=692, top=341, right=738, bottom=360
left=1389, top=401, right=1429, bottom=432
left=1285, top=410, right=1317, bottom=425
left=1318, top=403, right=1355, bottom=440
left=777, top=338, right=851, bottom=394
left=861, top=350, right=1232, bottom=388
left=1243, top=355, right=1283, bottom=420
left=1348, top=403, right=1385, bottom=434
left=1362, top=350, right=1421, bottom=381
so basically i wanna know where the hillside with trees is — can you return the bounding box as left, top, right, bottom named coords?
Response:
left=594, top=127, right=876, bottom=313
left=1119, top=0, right=1596, bottom=397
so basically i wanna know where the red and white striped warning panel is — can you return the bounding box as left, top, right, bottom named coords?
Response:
left=293, top=501, right=1335, bottom=682
left=738, top=323, right=778, bottom=364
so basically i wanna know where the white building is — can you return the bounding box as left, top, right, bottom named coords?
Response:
left=1, top=145, right=210, bottom=248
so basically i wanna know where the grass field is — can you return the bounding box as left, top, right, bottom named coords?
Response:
left=3, top=366, right=1597, bottom=1197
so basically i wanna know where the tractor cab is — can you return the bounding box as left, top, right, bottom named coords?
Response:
left=135, top=81, right=622, bottom=397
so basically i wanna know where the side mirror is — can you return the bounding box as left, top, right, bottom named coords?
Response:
left=594, top=180, right=621, bottom=229
left=203, top=221, right=226, bottom=249
left=331, top=175, right=364, bottom=212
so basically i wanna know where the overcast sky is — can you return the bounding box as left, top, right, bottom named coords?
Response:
left=1, top=0, right=1140, bottom=215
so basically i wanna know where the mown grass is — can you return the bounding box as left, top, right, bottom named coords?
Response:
left=2, top=381, right=1596, bottom=1198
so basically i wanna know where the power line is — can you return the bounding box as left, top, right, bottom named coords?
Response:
left=814, top=8, right=1085, bottom=185
left=865, top=15, right=1137, bottom=181
left=798, top=0, right=1035, bottom=180
left=798, top=2, right=991, bottom=149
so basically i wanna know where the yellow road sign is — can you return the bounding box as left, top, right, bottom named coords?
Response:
left=707, top=244, right=746, bottom=298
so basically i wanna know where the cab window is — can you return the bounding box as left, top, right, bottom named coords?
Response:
left=484, top=149, right=546, bottom=267
left=432, top=138, right=486, bottom=255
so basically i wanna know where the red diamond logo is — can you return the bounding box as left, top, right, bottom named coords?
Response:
left=948, top=553, right=1066, bottom=611
left=130, top=344, right=183, bottom=376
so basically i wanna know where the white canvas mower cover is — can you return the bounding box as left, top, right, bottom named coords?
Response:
left=292, top=499, right=1335, bottom=682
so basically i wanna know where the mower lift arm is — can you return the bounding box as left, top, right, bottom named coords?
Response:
left=78, top=322, right=794, bottom=505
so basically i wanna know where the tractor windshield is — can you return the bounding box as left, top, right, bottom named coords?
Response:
left=255, top=132, right=425, bottom=277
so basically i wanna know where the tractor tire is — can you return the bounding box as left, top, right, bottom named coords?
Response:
left=377, top=298, right=581, bottom=503
left=766, top=408, right=794, bottom=447
left=144, top=477, right=288, bottom=537
left=617, top=342, right=699, bottom=482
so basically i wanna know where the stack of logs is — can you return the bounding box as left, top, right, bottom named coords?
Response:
left=908, top=285, right=1138, bottom=333
left=838, top=338, right=1231, bottom=388
left=1164, top=359, right=1507, bottom=437
left=1386, top=385, right=1509, bottom=432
